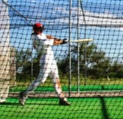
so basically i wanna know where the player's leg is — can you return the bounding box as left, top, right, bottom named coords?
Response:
left=51, top=64, right=70, bottom=106
left=53, top=79, right=70, bottom=106
left=23, top=69, right=48, bottom=94
left=19, top=63, right=50, bottom=105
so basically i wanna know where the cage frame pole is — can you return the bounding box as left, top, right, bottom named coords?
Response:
left=80, top=0, right=87, bottom=85
left=68, top=0, right=72, bottom=97
left=77, top=0, right=81, bottom=92
left=31, top=47, right=33, bottom=77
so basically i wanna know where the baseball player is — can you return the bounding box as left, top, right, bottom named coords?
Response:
left=19, top=22, right=70, bottom=106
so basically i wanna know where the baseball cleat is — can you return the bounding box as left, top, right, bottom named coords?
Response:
left=59, top=98, right=70, bottom=106
left=19, top=91, right=27, bottom=106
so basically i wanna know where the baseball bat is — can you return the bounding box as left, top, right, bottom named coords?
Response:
left=66, top=39, right=93, bottom=43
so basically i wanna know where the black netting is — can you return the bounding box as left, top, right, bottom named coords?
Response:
left=0, top=0, right=123, bottom=119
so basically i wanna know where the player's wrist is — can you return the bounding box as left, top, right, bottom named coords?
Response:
left=61, top=39, right=67, bottom=44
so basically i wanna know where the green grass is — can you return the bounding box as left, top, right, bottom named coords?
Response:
left=6, top=80, right=123, bottom=119
left=10, top=84, right=123, bottom=92
left=0, top=97, right=123, bottom=119
left=16, top=77, right=123, bottom=86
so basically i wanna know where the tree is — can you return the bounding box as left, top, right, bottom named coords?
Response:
left=109, top=61, right=123, bottom=78
left=16, top=49, right=39, bottom=81
left=58, top=43, right=112, bottom=79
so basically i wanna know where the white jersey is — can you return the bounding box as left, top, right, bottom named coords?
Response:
left=25, top=33, right=64, bottom=99
left=31, top=33, right=55, bottom=63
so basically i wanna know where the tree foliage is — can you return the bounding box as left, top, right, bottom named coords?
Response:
left=58, top=43, right=123, bottom=79
left=16, top=43, right=123, bottom=80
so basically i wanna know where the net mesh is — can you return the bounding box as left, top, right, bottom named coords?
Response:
left=0, top=0, right=123, bottom=119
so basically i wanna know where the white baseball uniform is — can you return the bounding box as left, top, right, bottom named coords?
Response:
left=24, top=33, right=64, bottom=98
left=32, top=33, right=59, bottom=83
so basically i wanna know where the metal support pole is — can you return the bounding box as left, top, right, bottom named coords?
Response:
left=80, top=0, right=87, bottom=85
left=68, top=0, right=72, bottom=97
left=77, top=0, right=81, bottom=92
left=31, top=48, right=33, bottom=77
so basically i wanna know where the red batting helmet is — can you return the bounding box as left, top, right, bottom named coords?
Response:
left=33, top=22, right=44, bottom=31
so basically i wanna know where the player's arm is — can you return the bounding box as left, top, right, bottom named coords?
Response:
left=46, top=35, right=67, bottom=45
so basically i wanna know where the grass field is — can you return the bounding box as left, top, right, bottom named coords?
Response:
left=0, top=97, right=123, bottom=119
left=0, top=85, right=123, bottom=119
left=10, top=84, right=123, bottom=92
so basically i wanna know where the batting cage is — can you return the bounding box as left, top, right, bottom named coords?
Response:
left=0, top=0, right=123, bottom=118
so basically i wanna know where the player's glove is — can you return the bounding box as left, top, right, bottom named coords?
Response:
left=61, top=39, right=67, bottom=44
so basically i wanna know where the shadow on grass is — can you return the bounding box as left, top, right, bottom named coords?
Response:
left=0, top=102, right=58, bottom=106
left=100, top=97, right=109, bottom=119
left=0, top=102, right=19, bottom=106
